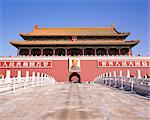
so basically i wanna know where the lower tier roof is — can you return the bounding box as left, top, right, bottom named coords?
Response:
left=10, top=40, right=139, bottom=47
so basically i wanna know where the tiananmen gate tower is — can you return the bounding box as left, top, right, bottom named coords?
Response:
left=0, top=25, right=149, bottom=82
left=10, top=24, right=139, bottom=56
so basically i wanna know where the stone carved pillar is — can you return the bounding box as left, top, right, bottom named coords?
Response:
left=119, top=70, right=123, bottom=77
left=17, top=70, right=21, bottom=82
left=6, top=70, right=11, bottom=83
left=113, top=71, right=116, bottom=77
left=137, top=70, right=142, bottom=78
left=127, top=70, right=130, bottom=78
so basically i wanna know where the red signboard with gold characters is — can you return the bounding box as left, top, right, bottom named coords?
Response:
left=0, top=60, right=52, bottom=68
left=98, top=60, right=150, bottom=67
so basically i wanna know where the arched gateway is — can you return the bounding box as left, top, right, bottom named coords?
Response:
left=69, top=72, right=81, bottom=83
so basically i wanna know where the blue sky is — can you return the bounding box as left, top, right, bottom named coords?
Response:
left=0, top=0, right=149, bottom=56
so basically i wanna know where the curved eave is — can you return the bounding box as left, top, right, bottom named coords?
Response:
left=19, top=33, right=130, bottom=37
left=10, top=40, right=140, bottom=48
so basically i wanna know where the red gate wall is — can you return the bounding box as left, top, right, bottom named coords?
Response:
left=0, top=57, right=150, bottom=82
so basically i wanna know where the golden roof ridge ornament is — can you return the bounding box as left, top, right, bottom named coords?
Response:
left=111, top=24, right=115, bottom=28
left=34, top=24, right=39, bottom=29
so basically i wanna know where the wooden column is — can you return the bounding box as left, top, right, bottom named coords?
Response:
left=54, top=48, right=56, bottom=56
left=82, top=48, right=84, bottom=56
left=29, top=49, right=31, bottom=56
left=129, top=48, right=132, bottom=56
left=118, top=48, right=121, bottom=55
left=107, top=49, right=109, bottom=55
left=41, top=49, right=43, bottom=56
left=94, top=49, right=96, bottom=56
left=65, top=49, right=67, bottom=56
left=17, top=48, right=20, bottom=56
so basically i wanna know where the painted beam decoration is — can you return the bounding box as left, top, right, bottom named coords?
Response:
left=69, top=57, right=80, bottom=72
left=0, top=60, right=52, bottom=68
left=98, top=60, right=150, bottom=67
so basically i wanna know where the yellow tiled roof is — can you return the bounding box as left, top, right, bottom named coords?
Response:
left=19, top=25, right=130, bottom=36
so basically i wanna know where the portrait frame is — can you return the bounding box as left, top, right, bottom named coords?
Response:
left=69, top=57, right=80, bottom=72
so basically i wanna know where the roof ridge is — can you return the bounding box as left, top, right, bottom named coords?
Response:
left=36, top=27, right=114, bottom=30
left=34, top=24, right=114, bottom=29
left=39, top=27, right=113, bottom=28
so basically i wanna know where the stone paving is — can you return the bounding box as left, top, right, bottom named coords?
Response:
left=0, top=83, right=150, bottom=120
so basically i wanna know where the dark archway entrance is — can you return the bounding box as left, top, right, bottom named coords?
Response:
left=69, top=72, right=81, bottom=83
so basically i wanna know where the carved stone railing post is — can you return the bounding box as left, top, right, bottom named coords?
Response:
left=6, top=70, right=11, bottom=83
left=127, top=70, right=130, bottom=78
left=12, top=77, right=16, bottom=93
left=32, top=72, right=35, bottom=87
left=17, top=70, right=21, bottom=82
left=137, top=70, right=142, bottom=79
left=113, top=71, right=117, bottom=87
left=37, top=72, right=40, bottom=86
left=24, top=71, right=29, bottom=89
left=41, top=73, right=44, bottom=85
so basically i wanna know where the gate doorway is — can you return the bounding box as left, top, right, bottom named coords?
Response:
left=69, top=72, right=81, bottom=83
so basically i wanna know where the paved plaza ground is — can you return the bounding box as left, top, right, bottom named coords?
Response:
left=0, top=83, right=150, bottom=120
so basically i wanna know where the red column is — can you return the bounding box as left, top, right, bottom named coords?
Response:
left=129, top=48, right=132, bottom=56
left=82, top=49, right=84, bottom=56
left=118, top=48, right=121, bottom=55
left=54, top=49, right=56, bottom=56
left=41, top=49, right=43, bottom=56
left=17, top=48, right=20, bottom=56
left=29, top=49, right=31, bottom=56
left=52, top=49, right=54, bottom=56
left=64, top=49, right=66, bottom=56
left=94, top=49, right=96, bottom=56
left=107, top=49, right=109, bottom=55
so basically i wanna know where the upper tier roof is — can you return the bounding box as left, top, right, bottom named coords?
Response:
left=19, top=25, right=130, bottom=37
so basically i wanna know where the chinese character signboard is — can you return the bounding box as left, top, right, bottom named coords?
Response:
left=0, top=60, right=52, bottom=68
left=69, top=57, right=80, bottom=72
left=98, top=60, right=150, bottom=67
